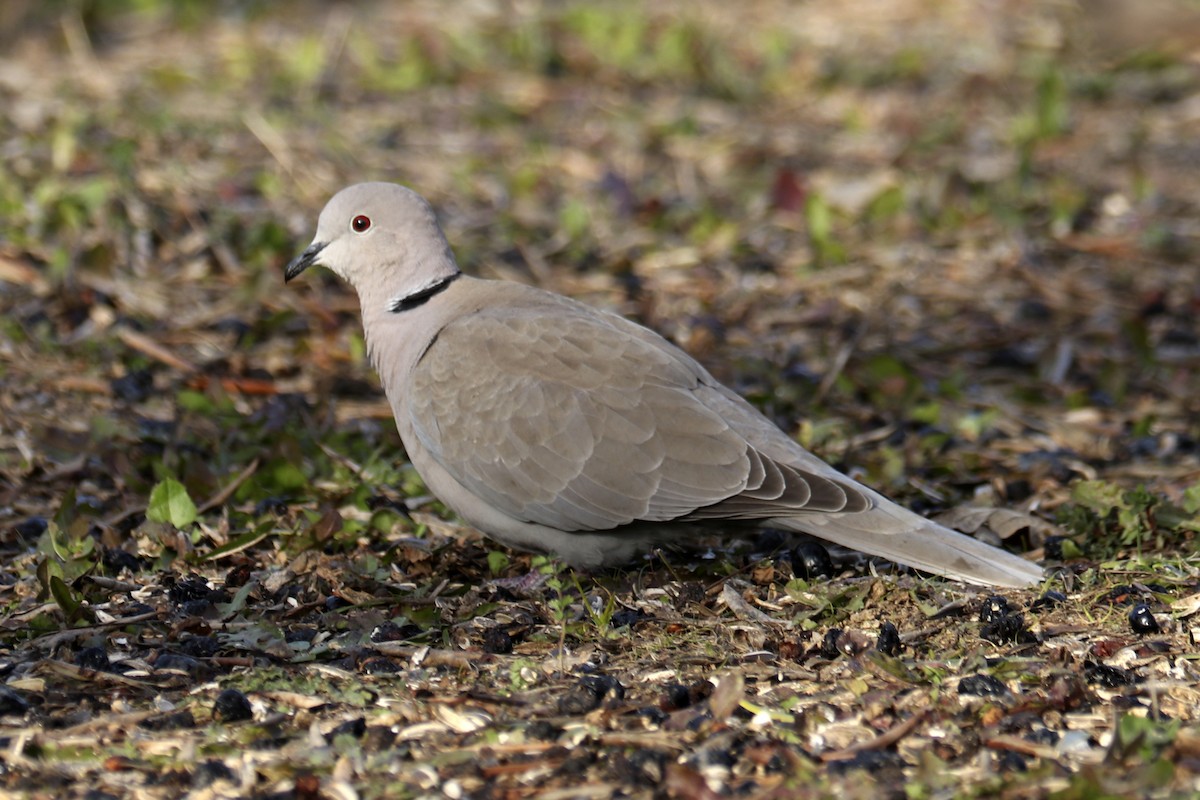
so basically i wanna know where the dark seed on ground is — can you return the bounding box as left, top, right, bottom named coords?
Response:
left=286, top=626, right=319, bottom=644
left=363, top=725, right=397, bottom=750
left=527, top=720, right=563, bottom=741
left=102, top=547, right=143, bottom=573
left=819, top=628, right=843, bottom=660
left=1129, top=603, right=1161, bottom=635
left=558, top=675, right=623, bottom=715
left=177, top=636, right=220, bottom=658
left=979, top=595, right=1011, bottom=623
left=1043, top=536, right=1067, bottom=560
left=558, top=751, right=594, bottom=776
left=370, top=621, right=421, bottom=643
left=110, top=368, right=155, bottom=402
left=661, top=683, right=693, bottom=710
left=672, top=582, right=706, bottom=609
left=876, top=622, right=902, bottom=656
left=958, top=674, right=1009, bottom=697
left=167, top=576, right=213, bottom=605
left=359, top=657, right=402, bottom=674
left=791, top=542, right=834, bottom=579
left=154, top=653, right=207, bottom=678
left=615, top=748, right=667, bottom=785
left=180, top=599, right=213, bottom=618
left=0, top=687, right=29, bottom=715
left=610, top=608, right=645, bottom=628
left=482, top=627, right=513, bottom=654
left=1102, top=585, right=1140, bottom=606
left=1026, top=727, right=1060, bottom=746
left=1084, top=662, right=1138, bottom=688
left=325, top=717, right=366, bottom=741
left=139, top=710, right=196, bottom=731
left=981, top=613, right=1037, bottom=645
left=254, top=497, right=290, bottom=516
left=1030, top=591, right=1067, bottom=612
left=826, top=750, right=907, bottom=775
left=325, top=595, right=353, bottom=610
left=191, top=759, right=237, bottom=789
left=75, top=646, right=110, bottom=671
left=224, top=563, right=253, bottom=587
left=212, top=688, right=253, bottom=722
left=997, top=750, right=1029, bottom=772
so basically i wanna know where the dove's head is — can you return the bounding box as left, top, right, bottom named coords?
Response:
left=285, top=182, right=459, bottom=305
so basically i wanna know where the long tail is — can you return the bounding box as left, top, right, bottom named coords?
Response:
left=769, top=489, right=1044, bottom=588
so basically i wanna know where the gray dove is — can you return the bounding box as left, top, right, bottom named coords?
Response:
left=285, top=182, right=1043, bottom=588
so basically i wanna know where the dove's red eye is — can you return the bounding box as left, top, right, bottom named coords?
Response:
left=351, top=215, right=372, bottom=233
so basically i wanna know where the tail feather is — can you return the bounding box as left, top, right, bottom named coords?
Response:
left=769, top=490, right=1043, bottom=588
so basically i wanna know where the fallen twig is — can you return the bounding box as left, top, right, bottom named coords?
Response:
left=115, top=327, right=197, bottom=373
left=820, top=710, right=928, bottom=762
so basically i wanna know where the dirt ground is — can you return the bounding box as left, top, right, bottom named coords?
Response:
left=1, top=1, right=1199, bottom=798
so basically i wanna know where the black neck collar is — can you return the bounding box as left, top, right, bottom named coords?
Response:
left=388, top=272, right=461, bottom=313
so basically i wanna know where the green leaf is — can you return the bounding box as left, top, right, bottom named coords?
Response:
left=1182, top=483, right=1200, bottom=515
left=176, top=389, right=215, bottom=413
left=146, top=478, right=198, bottom=528
left=52, top=487, right=78, bottom=533
left=863, top=651, right=927, bottom=685
left=36, top=556, right=64, bottom=601
left=38, top=520, right=69, bottom=562
left=203, top=528, right=271, bottom=561
left=218, top=580, right=258, bottom=616
left=1059, top=538, right=1084, bottom=559
left=267, top=459, right=308, bottom=492
left=487, top=550, right=510, bottom=576
left=559, top=198, right=591, bottom=241
left=49, top=576, right=83, bottom=620
left=909, top=401, right=941, bottom=425
left=805, top=192, right=832, bottom=247
left=956, top=409, right=999, bottom=441
left=38, top=520, right=94, bottom=566
left=1113, top=712, right=1180, bottom=762
left=1071, top=480, right=1127, bottom=516
left=1034, top=65, right=1069, bottom=140
left=864, top=184, right=904, bottom=223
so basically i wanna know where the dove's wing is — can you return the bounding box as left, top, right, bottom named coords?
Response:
left=405, top=293, right=865, bottom=532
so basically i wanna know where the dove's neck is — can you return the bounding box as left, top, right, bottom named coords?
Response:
left=358, top=258, right=471, bottom=429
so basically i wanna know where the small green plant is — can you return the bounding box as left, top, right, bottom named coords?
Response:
left=1110, top=712, right=1181, bottom=765
left=146, top=478, right=198, bottom=528
left=1061, top=480, right=1200, bottom=564
left=532, top=555, right=574, bottom=668
left=533, top=555, right=573, bottom=624
left=35, top=489, right=99, bottom=623
left=580, top=582, right=618, bottom=638
left=1068, top=481, right=1155, bottom=548
left=507, top=658, right=541, bottom=691
left=804, top=192, right=846, bottom=265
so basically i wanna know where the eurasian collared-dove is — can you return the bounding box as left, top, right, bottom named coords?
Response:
left=285, top=182, right=1043, bottom=588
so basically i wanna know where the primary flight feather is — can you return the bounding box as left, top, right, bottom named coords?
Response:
left=285, top=182, right=1043, bottom=588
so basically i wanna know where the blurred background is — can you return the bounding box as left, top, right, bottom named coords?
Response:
left=1, top=2, right=1199, bottom=796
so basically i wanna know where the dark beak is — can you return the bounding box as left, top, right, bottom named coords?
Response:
left=284, top=241, right=327, bottom=282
